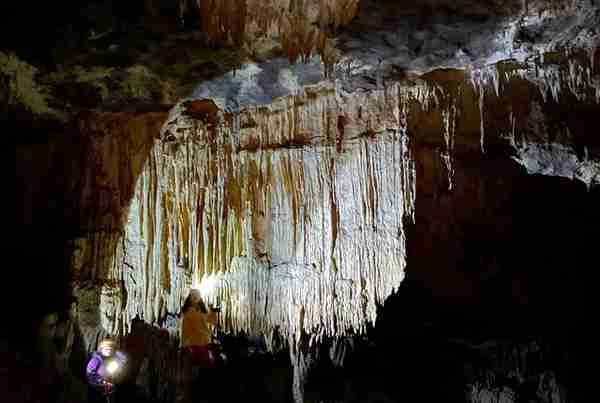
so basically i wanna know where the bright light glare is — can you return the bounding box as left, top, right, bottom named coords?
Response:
left=196, top=275, right=218, bottom=297
left=106, top=360, right=120, bottom=375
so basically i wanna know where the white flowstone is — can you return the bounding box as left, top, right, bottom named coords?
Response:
left=111, top=85, right=416, bottom=351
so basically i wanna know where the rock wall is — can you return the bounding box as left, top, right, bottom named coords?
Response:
left=13, top=109, right=166, bottom=354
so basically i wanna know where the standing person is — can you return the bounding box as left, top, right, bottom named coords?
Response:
left=181, top=289, right=220, bottom=367
left=86, top=338, right=127, bottom=403
left=177, top=289, right=221, bottom=403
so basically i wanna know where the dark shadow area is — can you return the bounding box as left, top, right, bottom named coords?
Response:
left=117, top=323, right=294, bottom=403
left=0, top=242, right=82, bottom=403
left=0, top=0, right=149, bottom=67
left=2, top=242, right=73, bottom=343
left=196, top=348, right=293, bottom=403
left=303, top=158, right=592, bottom=402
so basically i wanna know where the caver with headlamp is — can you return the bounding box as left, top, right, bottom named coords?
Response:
left=86, top=338, right=127, bottom=402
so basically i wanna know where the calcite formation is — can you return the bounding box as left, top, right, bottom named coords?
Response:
left=67, top=111, right=168, bottom=351
left=187, top=0, right=357, bottom=70
left=471, top=52, right=600, bottom=188
left=74, top=44, right=600, bottom=353
left=118, top=84, right=416, bottom=345
left=68, top=50, right=600, bottom=352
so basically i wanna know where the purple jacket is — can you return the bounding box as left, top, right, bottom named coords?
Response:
left=86, top=351, right=126, bottom=388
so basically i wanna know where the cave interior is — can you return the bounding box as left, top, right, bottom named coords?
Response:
left=5, top=0, right=596, bottom=402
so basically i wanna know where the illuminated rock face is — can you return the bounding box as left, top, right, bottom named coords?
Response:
left=118, top=85, right=416, bottom=345
left=69, top=50, right=600, bottom=353
left=87, top=46, right=600, bottom=351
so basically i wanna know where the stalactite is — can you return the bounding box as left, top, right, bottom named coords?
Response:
left=280, top=1, right=321, bottom=64
left=108, top=84, right=416, bottom=351
left=471, top=65, right=501, bottom=98
left=399, top=79, right=461, bottom=191
left=538, top=64, right=564, bottom=103
left=399, top=81, right=442, bottom=112
left=197, top=0, right=248, bottom=46
left=193, top=0, right=359, bottom=71
left=566, top=58, right=596, bottom=101
left=501, top=110, right=518, bottom=150
left=328, top=337, right=352, bottom=367
left=471, top=49, right=600, bottom=105
left=441, top=98, right=458, bottom=191
left=478, top=85, right=486, bottom=154
left=474, top=51, right=600, bottom=188
left=317, top=0, right=359, bottom=30
left=290, top=343, right=313, bottom=403
left=471, top=65, right=508, bottom=155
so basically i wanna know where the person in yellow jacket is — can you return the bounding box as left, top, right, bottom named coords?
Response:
left=177, top=289, right=221, bottom=403
left=181, top=289, right=220, bottom=367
